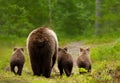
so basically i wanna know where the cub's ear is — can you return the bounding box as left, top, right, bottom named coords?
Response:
left=86, top=48, right=90, bottom=51
left=64, top=47, right=68, bottom=52
left=20, top=48, right=24, bottom=52
left=58, top=48, right=61, bottom=51
left=80, top=48, right=83, bottom=52
left=14, top=48, right=17, bottom=51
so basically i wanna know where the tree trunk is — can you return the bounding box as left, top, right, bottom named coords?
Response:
left=95, top=0, right=102, bottom=35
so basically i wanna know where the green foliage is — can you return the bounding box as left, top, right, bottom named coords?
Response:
left=96, top=0, right=120, bottom=35
left=0, top=1, right=34, bottom=37
left=0, top=0, right=120, bottom=40
left=53, top=0, right=95, bottom=37
left=79, top=68, right=88, bottom=73
left=92, top=60, right=120, bottom=82
left=91, top=38, right=120, bottom=61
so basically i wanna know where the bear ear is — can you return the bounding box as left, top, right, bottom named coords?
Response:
left=14, top=48, right=17, bottom=51
left=86, top=48, right=90, bottom=51
left=58, top=48, right=61, bottom=51
left=64, top=47, right=68, bottom=52
left=80, top=48, right=83, bottom=52
left=20, top=48, right=24, bottom=52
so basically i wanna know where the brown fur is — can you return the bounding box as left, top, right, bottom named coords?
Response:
left=27, top=27, right=58, bottom=78
left=58, top=47, right=73, bottom=77
left=10, top=47, right=25, bottom=75
left=77, top=48, right=91, bottom=74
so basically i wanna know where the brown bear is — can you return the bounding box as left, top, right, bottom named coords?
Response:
left=27, top=27, right=58, bottom=78
left=77, top=47, right=91, bottom=74
left=58, top=47, right=73, bottom=77
left=10, top=47, right=25, bottom=75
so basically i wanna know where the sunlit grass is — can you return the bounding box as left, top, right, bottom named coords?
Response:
left=0, top=60, right=120, bottom=83
left=91, top=38, right=120, bottom=61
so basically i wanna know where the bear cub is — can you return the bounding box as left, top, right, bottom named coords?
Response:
left=58, top=47, right=73, bottom=77
left=10, top=47, right=25, bottom=75
left=77, top=47, right=91, bottom=74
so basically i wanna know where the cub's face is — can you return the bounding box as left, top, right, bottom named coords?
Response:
left=80, top=48, right=90, bottom=55
left=14, top=47, right=24, bottom=52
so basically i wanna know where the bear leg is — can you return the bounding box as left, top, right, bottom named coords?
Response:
left=32, top=65, right=41, bottom=76
left=43, top=68, right=51, bottom=78
left=58, top=64, right=63, bottom=76
left=42, top=60, right=52, bottom=78
left=64, top=65, right=72, bottom=77
left=52, top=52, right=57, bottom=68
left=88, top=65, right=91, bottom=72
left=17, top=64, right=23, bottom=75
left=10, top=64, right=17, bottom=75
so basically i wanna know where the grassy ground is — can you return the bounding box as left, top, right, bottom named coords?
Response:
left=0, top=36, right=120, bottom=83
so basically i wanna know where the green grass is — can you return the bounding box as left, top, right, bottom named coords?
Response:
left=0, top=35, right=120, bottom=83
left=0, top=60, right=120, bottom=83
left=90, top=38, right=120, bottom=61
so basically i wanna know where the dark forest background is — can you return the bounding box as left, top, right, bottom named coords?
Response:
left=0, top=0, right=120, bottom=41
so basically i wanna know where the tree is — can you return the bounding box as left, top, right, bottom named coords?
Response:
left=95, top=0, right=102, bottom=35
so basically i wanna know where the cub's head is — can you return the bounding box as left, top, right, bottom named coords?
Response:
left=80, top=47, right=90, bottom=56
left=14, top=47, right=24, bottom=52
left=58, top=47, right=68, bottom=55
